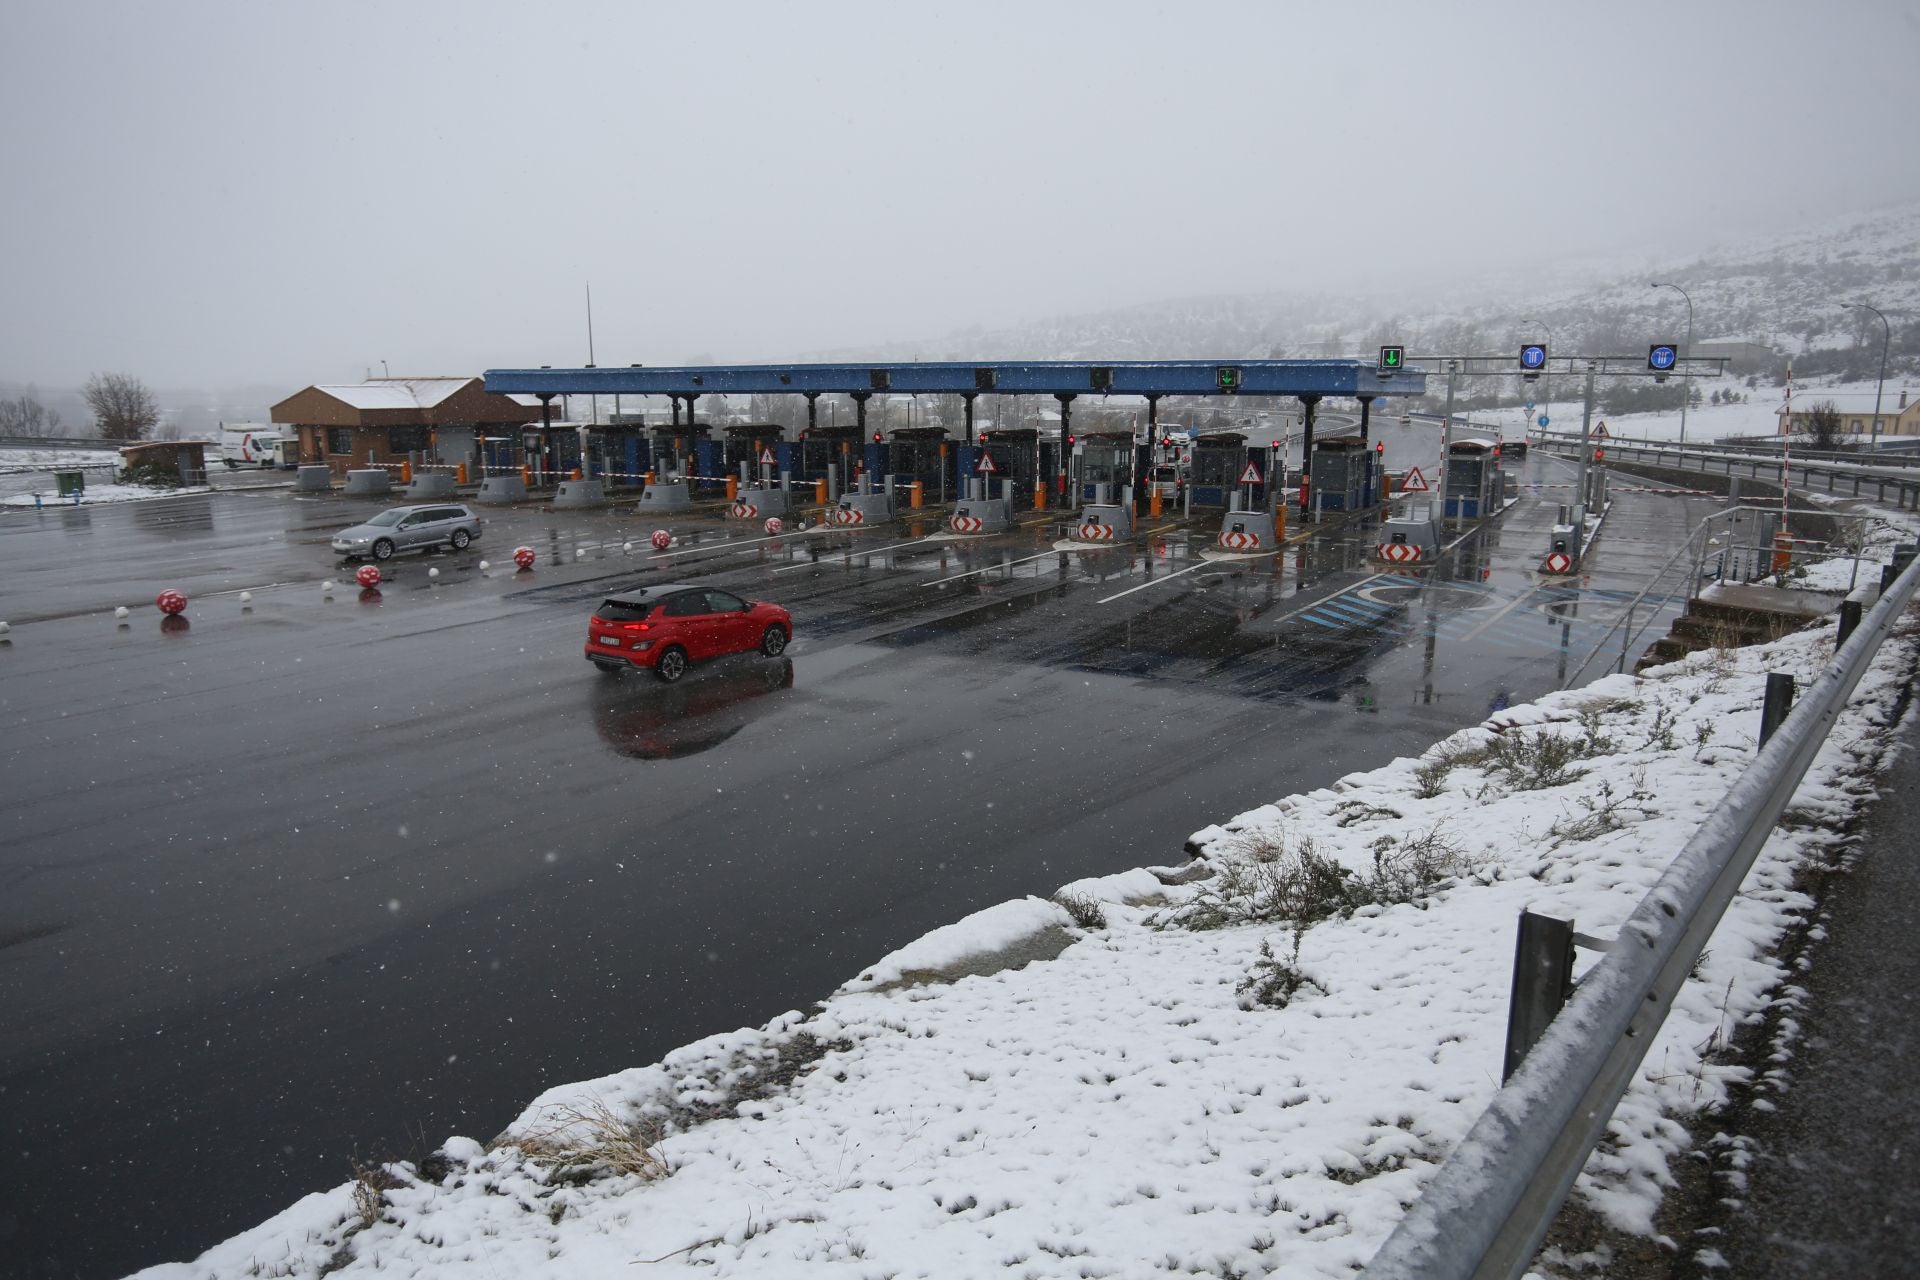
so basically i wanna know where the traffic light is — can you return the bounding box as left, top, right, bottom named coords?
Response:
left=872, top=431, right=883, bottom=443
left=1375, top=441, right=1385, bottom=456
left=1379, top=346, right=1404, bottom=371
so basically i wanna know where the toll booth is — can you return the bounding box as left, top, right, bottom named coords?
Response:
left=800, top=425, right=863, bottom=490
left=1308, top=436, right=1373, bottom=513
left=1077, top=431, right=1139, bottom=504
left=1443, top=440, right=1501, bottom=520
left=1188, top=431, right=1260, bottom=509
left=722, top=423, right=784, bottom=476
left=648, top=425, right=702, bottom=481
left=887, top=426, right=952, bottom=498
left=979, top=428, right=1043, bottom=507
left=601, top=426, right=650, bottom=487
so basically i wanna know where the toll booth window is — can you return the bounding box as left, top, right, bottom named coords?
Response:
left=1191, top=450, right=1237, bottom=488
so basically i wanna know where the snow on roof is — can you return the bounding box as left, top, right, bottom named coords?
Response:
left=310, top=377, right=474, bottom=410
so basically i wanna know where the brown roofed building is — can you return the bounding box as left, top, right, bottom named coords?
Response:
left=271, top=377, right=547, bottom=476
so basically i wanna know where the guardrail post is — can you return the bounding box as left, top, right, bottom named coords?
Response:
left=1837, top=599, right=1864, bottom=646
left=1885, top=544, right=1918, bottom=596
left=1759, top=672, right=1796, bottom=747
left=1503, top=911, right=1576, bottom=1084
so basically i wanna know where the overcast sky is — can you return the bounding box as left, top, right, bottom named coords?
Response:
left=3, top=0, right=1916, bottom=393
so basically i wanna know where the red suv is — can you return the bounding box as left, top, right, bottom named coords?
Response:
left=586, top=584, right=792, bottom=682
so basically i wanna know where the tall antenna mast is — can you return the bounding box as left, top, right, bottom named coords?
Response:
left=585, top=282, right=595, bottom=366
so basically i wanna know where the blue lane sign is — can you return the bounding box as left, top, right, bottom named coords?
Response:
left=1519, top=344, right=1548, bottom=370
left=1524, top=399, right=1535, bottom=412
left=1648, top=344, right=1678, bottom=372
left=1537, top=415, right=1550, bottom=428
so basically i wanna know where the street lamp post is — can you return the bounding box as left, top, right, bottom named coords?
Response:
left=1651, top=282, right=1694, bottom=444
left=1845, top=302, right=1892, bottom=445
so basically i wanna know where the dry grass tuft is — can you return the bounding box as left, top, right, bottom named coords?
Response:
left=502, top=1099, right=670, bottom=1183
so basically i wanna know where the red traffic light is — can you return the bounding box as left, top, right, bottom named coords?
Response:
left=1375, top=442, right=1385, bottom=454
left=1270, top=440, right=1281, bottom=449
left=1594, top=448, right=1605, bottom=462
left=1160, top=437, right=1172, bottom=447
left=872, top=432, right=883, bottom=443
left=1066, top=435, right=1076, bottom=445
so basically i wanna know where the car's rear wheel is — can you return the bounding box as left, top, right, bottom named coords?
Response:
left=450, top=529, right=471, bottom=550
left=760, top=625, right=788, bottom=657
left=654, top=646, right=688, bottom=683
left=371, top=538, right=395, bottom=561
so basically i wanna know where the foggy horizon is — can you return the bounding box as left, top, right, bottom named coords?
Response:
left=4, top=0, right=1917, bottom=394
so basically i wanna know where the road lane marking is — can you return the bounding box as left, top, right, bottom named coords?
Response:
left=772, top=535, right=940, bottom=572
left=922, top=549, right=1058, bottom=586
left=1095, top=560, right=1211, bottom=603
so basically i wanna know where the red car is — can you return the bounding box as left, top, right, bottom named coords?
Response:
left=586, top=584, right=791, bottom=682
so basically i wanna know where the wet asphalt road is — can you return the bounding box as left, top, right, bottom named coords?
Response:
left=0, top=437, right=1721, bottom=1278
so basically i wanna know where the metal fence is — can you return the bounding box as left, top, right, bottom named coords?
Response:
left=1533, top=432, right=1920, bottom=508
left=1363, top=550, right=1920, bottom=1279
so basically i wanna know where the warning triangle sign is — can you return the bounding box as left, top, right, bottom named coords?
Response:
left=976, top=452, right=998, bottom=474
left=758, top=447, right=778, bottom=466
left=1237, top=460, right=1263, bottom=485
left=1593, top=422, right=1611, bottom=439
left=1399, top=466, right=1430, bottom=493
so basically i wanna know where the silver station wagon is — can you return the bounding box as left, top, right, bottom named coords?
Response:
left=331, top=504, right=482, bottom=561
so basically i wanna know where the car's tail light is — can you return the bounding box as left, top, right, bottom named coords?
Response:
left=621, top=622, right=651, bottom=632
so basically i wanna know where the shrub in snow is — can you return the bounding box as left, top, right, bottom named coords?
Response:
left=1235, top=927, right=1328, bottom=1011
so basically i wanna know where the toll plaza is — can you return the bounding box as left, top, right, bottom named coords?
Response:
left=483, top=358, right=1430, bottom=513
left=1306, top=436, right=1376, bottom=514
left=721, top=423, right=787, bottom=477
left=1442, top=439, right=1502, bottom=520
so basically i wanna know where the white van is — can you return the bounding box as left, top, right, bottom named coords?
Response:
left=218, top=422, right=288, bottom=469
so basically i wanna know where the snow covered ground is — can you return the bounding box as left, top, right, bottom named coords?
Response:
left=1466, top=376, right=1918, bottom=447
left=0, top=445, right=209, bottom=506
left=139, top=512, right=1920, bottom=1278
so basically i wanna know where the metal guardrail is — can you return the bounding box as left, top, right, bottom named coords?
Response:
left=1364, top=551, right=1920, bottom=1279
left=1533, top=433, right=1920, bottom=509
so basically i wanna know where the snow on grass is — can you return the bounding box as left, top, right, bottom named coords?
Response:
left=138, top=598, right=1919, bottom=1279
left=0, top=481, right=211, bottom=507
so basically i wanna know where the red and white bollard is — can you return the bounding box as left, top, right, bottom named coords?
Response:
left=355, top=564, right=382, bottom=588
left=764, top=516, right=783, bottom=536
left=513, top=546, right=536, bottom=570
left=649, top=529, right=672, bottom=551
left=155, top=589, right=188, bottom=616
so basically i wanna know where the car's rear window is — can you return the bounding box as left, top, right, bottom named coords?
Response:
left=596, top=599, right=656, bottom=622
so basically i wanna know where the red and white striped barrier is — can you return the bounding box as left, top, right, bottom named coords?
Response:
left=730, top=500, right=760, bottom=519
left=1376, top=541, right=1423, bottom=563
left=1542, top=551, right=1573, bottom=574
left=1077, top=522, right=1117, bottom=542
left=831, top=508, right=864, bottom=526
left=949, top=513, right=984, bottom=534
left=1217, top=529, right=1261, bottom=551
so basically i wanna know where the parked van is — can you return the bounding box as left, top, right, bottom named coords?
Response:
left=218, top=422, right=289, bottom=469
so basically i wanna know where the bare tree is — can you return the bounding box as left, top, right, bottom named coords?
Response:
left=0, top=394, right=63, bottom=437
left=84, top=373, right=160, bottom=441
left=1804, top=401, right=1844, bottom=451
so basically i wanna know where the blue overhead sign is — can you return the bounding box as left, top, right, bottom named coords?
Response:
left=1519, top=344, right=1548, bottom=370
left=1648, top=344, right=1678, bottom=372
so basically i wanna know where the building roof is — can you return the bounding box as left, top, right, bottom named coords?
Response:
left=308, top=377, right=471, bottom=410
